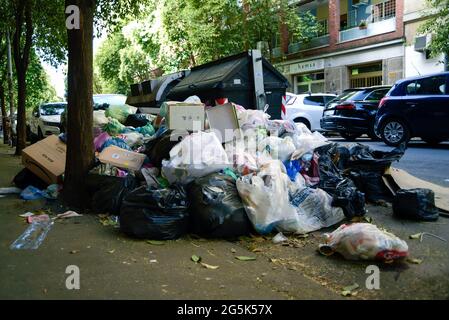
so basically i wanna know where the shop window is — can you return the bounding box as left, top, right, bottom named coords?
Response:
left=295, top=71, right=325, bottom=94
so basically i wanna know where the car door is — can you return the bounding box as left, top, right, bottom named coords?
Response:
left=361, top=88, right=390, bottom=121
left=303, top=95, right=325, bottom=130
left=405, top=76, right=448, bottom=137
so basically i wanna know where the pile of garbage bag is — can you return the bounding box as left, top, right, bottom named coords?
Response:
left=12, top=97, right=412, bottom=248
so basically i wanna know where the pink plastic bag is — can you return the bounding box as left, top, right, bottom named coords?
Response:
left=94, top=131, right=111, bottom=151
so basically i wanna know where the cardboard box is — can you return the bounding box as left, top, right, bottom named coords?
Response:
left=206, top=103, right=240, bottom=143
left=167, top=101, right=205, bottom=131
left=22, top=135, right=67, bottom=185
left=98, top=146, right=146, bottom=172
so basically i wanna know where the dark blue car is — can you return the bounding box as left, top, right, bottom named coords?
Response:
left=375, top=72, right=449, bottom=146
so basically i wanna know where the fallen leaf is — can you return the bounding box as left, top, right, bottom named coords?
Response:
left=150, top=259, right=158, bottom=263
left=108, top=249, right=115, bottom=254
left=407, top=258, right=423, bottom=264
left=147, top=240, right=165, bottom=245
left=70, top=250, right=79, bottom=254
left=191, top=255, right=201, bottom=263
left=230, top=248, right=236, bottom=253
left=201, top=262, right=219, bottom=270
left=252, top=248, right=263, bottom=253
left=409, top=233, right=423, bottom=240
left=341, top=283, right=359, bottom=297
left=235, top=256, right=256, bottom=261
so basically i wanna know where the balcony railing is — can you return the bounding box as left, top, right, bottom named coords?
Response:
left=339, top=17, right=396, bottom=42
left=288, top=34, right=330, bottom=54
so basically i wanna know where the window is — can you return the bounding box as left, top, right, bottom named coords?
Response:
left=295, top=71, right=325, bottom=94
left=406, top=76, right=447, bottom=95
left=364, top=89, right=389, bottom=101
left=303, top=96, right=325, bottom=106
left=286, top=94, right=296, bottom=105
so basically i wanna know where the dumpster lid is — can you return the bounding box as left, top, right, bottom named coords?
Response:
left=168, top=51, right=288, bottom=96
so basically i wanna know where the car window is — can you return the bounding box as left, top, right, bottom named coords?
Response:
left=364, top=89, right=389, bottom=101
left=303, top=96, right=324, bottom=106
left=323, top=96, right=336, bottom=105
left=40, top=104, right=66, bottom=116
left=406, top=76, right=447, bottom=95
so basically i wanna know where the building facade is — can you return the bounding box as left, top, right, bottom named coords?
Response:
left=274, top=0, right=445, bottom=95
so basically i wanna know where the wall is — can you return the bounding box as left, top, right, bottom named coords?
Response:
left=405, top=46, right=445, bottom=77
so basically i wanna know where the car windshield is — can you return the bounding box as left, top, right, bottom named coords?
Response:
left=40, top=104, right=66, bottom=116
left=93, top=95, right=127, bottom=108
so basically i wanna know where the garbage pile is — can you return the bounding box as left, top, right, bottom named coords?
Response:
left=10, top=97, right=428, bottom=260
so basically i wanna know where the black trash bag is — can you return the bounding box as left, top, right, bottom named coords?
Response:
left=346, top=142, right=406, bottom=172
left=13, top=168, right=49, bottom=190
left=393, top=188, right=439, bottom=221
left=315, top=144, right=345, bottom=195
left=349, top=170, right=392, bottom=203
left=143, top=130, right=182, bottom=167
left=187, top=173, right=252, bottom=238
left=120, top=185, right=189, bottom=239
left=332, top=179, right=366, bottom=219
left=124, top=114, right=149, bottom=128
left=87, top=174, right=138, bottom=215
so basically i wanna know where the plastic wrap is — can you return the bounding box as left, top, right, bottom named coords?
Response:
left=10, top=220, right=54, bottom=250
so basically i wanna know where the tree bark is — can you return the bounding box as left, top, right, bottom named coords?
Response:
left=13, top=0, right=33, bottom=155
left=0, top=81, right=9, bottom=144
left=6, top=28, right=15, bottom=145
left=63, top=0, right=95, bottom=207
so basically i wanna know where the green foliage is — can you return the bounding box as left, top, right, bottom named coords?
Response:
left=420, top=0, right=449, bottom=57
left=95, top=0, right=320, bottom=91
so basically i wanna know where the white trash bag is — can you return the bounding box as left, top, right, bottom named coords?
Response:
left=236, top=160, right=298, bottom=234
left=318, top=223, right=409, bottom=261
left=279, top=187, right=345, bottom=234
left=162, top=131, right=230, bottom=185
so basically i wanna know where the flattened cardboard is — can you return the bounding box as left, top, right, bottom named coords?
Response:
left=206, top=103, right=240, bottom=143
left=383, top=167, right=449, bottom=213
left=98, top=146, right=146, bottom=172
left=167, top=101, right=205, bottom=131
left=22, top=135, right=66, bottom=185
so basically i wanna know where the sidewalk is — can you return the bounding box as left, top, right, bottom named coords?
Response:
left=0, top=143, right=448, bottom=299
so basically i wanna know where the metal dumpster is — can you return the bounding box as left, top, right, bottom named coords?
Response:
left=167, top=50, right=290, bottom=120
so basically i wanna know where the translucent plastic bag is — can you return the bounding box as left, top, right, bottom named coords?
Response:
left=93, top=110, right=109, bottom=128
left=10, top=220, right=54, bottom=250
left=236, top=160, right=298, bottom=234
left=279, top=187, right=345, bottom=234
left=161, top=132, right=230, bottom=185
left=102, top=118, right=126, bottom=136
left=105, top=104, right=137, bottom=124
left=258, top=136, right=296, bottom=162
left=289, top=123, right=329, bottom=159
left=237, top=109, right=270, bottom=131
left=319, top=223, right=409, bottom=261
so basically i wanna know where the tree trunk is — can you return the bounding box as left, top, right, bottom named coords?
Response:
left=0, top=82, right=9, bottom=144
left=6, top=28, right=15, bottom=145
left=13, top=0, right=33, bottom=155
left=63, top=0, right=95, bottom=207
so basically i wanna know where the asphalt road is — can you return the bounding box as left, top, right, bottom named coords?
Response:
left=329, top=137, right=449, bottom=187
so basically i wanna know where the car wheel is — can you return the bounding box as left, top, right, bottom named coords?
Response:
left=381, top=119, right=410, bottom=147
left=340, top=132, right=362, bottom=141
left=293, top=118, right=311, bottom=130
left=422, top=138, right=443, bottom=146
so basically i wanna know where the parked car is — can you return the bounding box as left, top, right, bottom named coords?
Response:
left=282, top=92, right=337, bottom=131
left=375, top=72, right=449, bottom=147
left=320, top=86, right=391, bottom=141
left=29, top=102, right=67, bottom=141
left=60, top=94, right=128, bottom=132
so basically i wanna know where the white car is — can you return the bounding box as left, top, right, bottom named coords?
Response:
left=30, top=102, right=67, bottom=140
left=283, top=93, right=337, bottom=131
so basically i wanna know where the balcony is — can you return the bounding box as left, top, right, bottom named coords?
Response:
left=288, top=34, right=330, bottom=54
left=339, top=17, right=396, bottom=42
